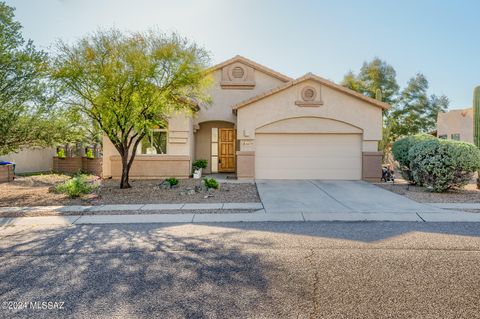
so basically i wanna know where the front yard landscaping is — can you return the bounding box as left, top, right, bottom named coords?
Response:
left=377, top=180, right=480, bottom=203
left=0, top=174, right=260, bottom=207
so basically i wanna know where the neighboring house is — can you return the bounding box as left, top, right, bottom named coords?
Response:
left=1, top=147, right=56, bottom=174
left=437, top=108, right=473, bottom=143
left=102, top=55, right=389, bottom=181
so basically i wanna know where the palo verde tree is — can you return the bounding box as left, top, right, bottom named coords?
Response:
left=0, top=2, right=82, bottom=155
left=51, top=30, right=211, bottom=188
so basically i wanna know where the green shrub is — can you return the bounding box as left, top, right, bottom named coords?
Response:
left=391, top=134, right=435, bottom=183
left=193, top=159, right=208, bottom=170
left=203, top=177, right=219, bottom=189
left=165, top=177, right=178, bottom=187
left=54, top=174, right=97, bottom=198
left=409, top=139, right=480, bottom=192
left=57, top=149, right=66, bottom=159
left=85, top=149, right=94, bottom=159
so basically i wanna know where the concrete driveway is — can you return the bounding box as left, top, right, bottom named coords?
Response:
left=256, top=180, right=443, bottom=214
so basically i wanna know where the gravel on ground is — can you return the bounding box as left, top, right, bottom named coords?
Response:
left=0, top=175, right=260, bottom=207
left=96, top=179, right=260, bottom=204
left=0, top=174, right=95, bottom=207
left=376, top=181, right=480, bottom=203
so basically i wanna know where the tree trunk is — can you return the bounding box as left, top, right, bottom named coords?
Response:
left=120, top=153, right=131, bottom=189
left=114, top=134, right=144, bottom=189
left=477, top=171, right=480, bottom=190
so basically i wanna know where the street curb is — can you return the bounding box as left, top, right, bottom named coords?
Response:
left=1, top=210, right=480, bottom=226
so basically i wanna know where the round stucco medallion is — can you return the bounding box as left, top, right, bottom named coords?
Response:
left=229, top=64, right=247, bottom=81
left=301, top=86, right=317, bottom=101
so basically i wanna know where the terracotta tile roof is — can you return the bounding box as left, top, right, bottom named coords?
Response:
left=208, top=55, right=292, bottom=82
left=231, top=72, right=391, bottom=110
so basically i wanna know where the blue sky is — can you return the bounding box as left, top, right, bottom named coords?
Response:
left=7, top=0, right=479, bottom=109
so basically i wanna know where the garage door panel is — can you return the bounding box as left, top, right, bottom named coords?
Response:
left=255, top=168, right=361, bottom=180
left=255, top=156, right=361, bottom=169
left=256, top=148, right=362, bottom=157
left=255, top=133, right=362, bottom=180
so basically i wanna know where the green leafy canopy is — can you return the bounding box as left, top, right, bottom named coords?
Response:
left=51, top=29, right=212, bottom=188
left=341, top=58, right=449, bottom=157
left=0, top=1, right=86, bottom=155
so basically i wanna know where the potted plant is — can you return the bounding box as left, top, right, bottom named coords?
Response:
left=57, top=148, right=66, bottom=159
left=85, top=148, right=94, bottom=159
left=192, top=159, right=208, bottom=179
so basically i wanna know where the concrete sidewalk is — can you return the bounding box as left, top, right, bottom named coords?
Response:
left=1, top=209, right=480, bottom=226
left=427, top=203, right=480, bottom=210
left=0, top=202, right=264, bottom=214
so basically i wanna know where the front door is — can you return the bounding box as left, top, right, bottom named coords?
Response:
left=218, top=128, right=236, bottom=172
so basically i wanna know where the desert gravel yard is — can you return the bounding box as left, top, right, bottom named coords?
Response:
left=0, top=174, right=260, bottom=207
left=377, top=181, right=480, bottom=203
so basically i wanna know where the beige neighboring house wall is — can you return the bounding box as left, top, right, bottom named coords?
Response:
left=102, top=55, right=388, bottom=181
left=2, top=147, right=56, bottom=173
left=437, top=108, right=473, bottom=143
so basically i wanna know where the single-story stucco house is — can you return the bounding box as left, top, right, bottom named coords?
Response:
left=102, top=55, right=389, bottom=181
left=437, top=108, right=473, bottom=143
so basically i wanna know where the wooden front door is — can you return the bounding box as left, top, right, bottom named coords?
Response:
left=218, top=128, right=236, bottom=172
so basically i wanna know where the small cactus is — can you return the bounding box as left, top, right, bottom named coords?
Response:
left=375, top=88, right=382, bottom=101
left=474, top=86, right=480, bottom=148
left=473, top=86, right=480, bottom=188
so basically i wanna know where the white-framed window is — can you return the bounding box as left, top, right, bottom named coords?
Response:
left=138, top=130, right=168, bottom=155
left=438, top=134, right=447, bottom=139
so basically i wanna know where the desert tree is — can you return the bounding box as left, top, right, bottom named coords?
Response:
left=0, top=1, right=82, bottom=155
left=51, top=29, right=211, bottom=188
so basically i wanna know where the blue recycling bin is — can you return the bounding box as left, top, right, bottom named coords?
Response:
left=0, top=161, right=15, bottom=174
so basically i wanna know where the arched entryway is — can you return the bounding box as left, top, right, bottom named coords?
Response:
left=194, top=121, right=237, bottom=174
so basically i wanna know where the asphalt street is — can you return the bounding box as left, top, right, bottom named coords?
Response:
left=1, top=221, right=479, bottom=318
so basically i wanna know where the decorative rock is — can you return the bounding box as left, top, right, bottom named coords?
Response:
left=187, top=189, right=195, bottom=195
left=195, top=184, right=207, bottom=193
left=157, top=180, right=171, bottom=190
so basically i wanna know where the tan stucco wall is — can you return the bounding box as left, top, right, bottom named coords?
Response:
left=194, top=121, right=234, bottom=174
left=362, top=152, right=383, bottom=181
left=110, top=155, right=190, bottom=179
left=236, top=79, right=383, bottom=151
left=2, top=147, right=56, bottom=173
left=102, top=112, right=193, bottom=178
left=193, top=68, right=286, bottom=125
left=437, top=108, right=473, bottom=143
left=236, top=151, right=255, bottom=179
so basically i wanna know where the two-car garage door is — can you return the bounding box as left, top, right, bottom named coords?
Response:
left=255, top=133, right=362, bottom=180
